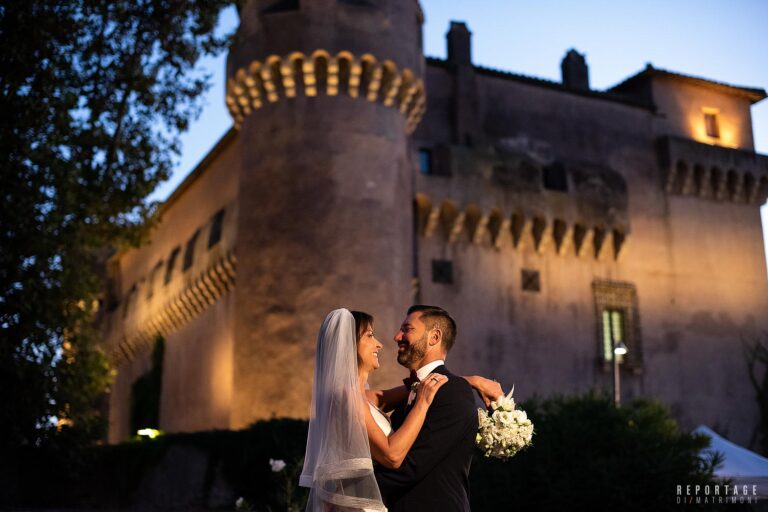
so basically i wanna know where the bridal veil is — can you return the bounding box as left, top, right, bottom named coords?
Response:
left=299, top=308, right=387, bottom=511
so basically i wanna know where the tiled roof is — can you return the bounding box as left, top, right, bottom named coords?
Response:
left=608, top=64, right=767, bottom=103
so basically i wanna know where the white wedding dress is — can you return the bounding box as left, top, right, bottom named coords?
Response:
left=300, top=309, right=388, bottom=512
left=368, top=402, right=393, bottom=436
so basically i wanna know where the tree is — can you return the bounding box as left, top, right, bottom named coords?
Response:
left=0, top=0, right=235, bottom=451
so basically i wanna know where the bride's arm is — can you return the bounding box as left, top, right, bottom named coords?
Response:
left=366, top=375, right=503, bottom=411
left=365, top=373, right=447, bottom=469
left=365, top=386, right=409, bottom=412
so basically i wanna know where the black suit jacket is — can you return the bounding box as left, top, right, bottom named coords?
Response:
left=375, top=365, right=477, bottom=511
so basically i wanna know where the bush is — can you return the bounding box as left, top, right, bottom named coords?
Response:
left=470, top=389, right=744, bottom=511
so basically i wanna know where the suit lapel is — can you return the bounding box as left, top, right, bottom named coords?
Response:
left=400, top=365, right=450, bottom=419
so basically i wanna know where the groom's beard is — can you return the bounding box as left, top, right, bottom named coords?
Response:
left=397, top=331, right=428, bottom=368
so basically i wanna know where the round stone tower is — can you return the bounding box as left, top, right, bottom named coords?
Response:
left=225, top=0, right=426, bottom=426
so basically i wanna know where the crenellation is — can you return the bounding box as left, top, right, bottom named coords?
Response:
left=573, top=224, right=594, bottom=258
left=553, top=219, right=572, bottom=256
left=661, top=137, right=768, bottom=204
left=532, top=216, right=551, bottom=254
left=414, top=195, right=628, bottom=261
left=227, top=51, right=426, bottom=133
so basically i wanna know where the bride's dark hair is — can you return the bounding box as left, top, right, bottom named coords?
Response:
left=350, top=310, right=373, bottom=342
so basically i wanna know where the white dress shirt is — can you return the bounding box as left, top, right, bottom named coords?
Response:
left=407, top=359, right=445, bottom=405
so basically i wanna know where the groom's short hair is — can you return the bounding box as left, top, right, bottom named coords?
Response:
left=407, top=305, right=456, bottom=353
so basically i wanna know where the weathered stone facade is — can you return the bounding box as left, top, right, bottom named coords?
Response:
left=100, top=0, right=768, bottom=447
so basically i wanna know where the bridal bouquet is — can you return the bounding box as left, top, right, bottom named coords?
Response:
left=476, top=386, right=534, bottom=460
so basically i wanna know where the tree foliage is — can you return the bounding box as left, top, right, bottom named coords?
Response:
left=0, top=0, right=234, bottom=451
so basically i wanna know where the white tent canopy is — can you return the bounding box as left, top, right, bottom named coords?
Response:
left=694, top=425, right=768, bottom=498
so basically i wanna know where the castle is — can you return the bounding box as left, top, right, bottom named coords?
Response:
left=100, top=0, right=768, bottom=447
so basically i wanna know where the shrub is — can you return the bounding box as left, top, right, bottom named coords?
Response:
left=469, top=389, right=743, bottom=511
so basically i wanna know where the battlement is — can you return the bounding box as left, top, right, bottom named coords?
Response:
left=226, top=50, right=426, bottom=132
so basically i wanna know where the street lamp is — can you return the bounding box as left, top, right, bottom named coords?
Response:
left=613, top=341, right=628, bottom=407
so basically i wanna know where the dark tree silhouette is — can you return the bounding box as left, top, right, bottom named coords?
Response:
left=0, top=0, right=235, bottom=452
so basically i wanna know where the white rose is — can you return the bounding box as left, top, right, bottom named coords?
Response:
left=493, top=410, right=514, bottom=425
left=269, top=458, right=286, bottom=472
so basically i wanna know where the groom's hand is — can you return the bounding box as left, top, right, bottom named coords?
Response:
left=474, top=377, right=503, bottom=408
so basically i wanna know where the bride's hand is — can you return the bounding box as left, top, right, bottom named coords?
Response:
left=415, top=372, right=448, bottom=406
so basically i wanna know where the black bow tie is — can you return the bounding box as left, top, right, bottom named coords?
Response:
left=403, top=370, right=420, bottom=389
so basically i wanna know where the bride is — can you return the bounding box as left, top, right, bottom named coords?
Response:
left=299, top=308, right=502, bottom=511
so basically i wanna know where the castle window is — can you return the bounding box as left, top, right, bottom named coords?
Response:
left=208, top=209, right=225, bottom=249
left=146, top=261, right=163, bottom=299
left=183, top=229, right=200, bottom=272
left=521, top=269, right=540, bottom=292
left=431, top=259, right=453, bottom=284
left=164, top=247, right=180, bottom=285
left=543, top=161, right=568, bottom=192
left=703, top=109, right=720, bottom=139
left=601, top=308, right=625, bottom=362
left=593, top=280, right=642, bottom=371
left=418, top=148, right=433, bottom=175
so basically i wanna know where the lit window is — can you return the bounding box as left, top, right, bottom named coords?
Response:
left=593, top=280, right=642, bottom=370
left=601, top=308, right=624, bottom=362
left=703, top=109, right=720, bottom=139
left=418, top=148, right=433, bottom=175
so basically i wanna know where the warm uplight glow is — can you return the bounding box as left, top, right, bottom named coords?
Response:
left=137, top=428, right=162, bottom=439
left=688, top=107, right=739, bottom=148
left=703, top=107, right=720, bottom=139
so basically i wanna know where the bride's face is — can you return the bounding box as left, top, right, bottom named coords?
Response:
left=357, top=324, right=383, bottom=372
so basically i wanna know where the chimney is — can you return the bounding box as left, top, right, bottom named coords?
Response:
left=447, top=21, right=472, bottom=65
left=561, top=49, right=590, bottom=91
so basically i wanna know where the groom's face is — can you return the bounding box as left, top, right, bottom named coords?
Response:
left=394, top=312, right=430, bottom=369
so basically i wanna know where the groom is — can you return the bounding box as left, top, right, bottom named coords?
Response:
left=375, top=305, right=477, bottom=511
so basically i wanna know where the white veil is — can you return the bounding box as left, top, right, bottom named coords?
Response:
left=299, top=308, right=387, bottom=511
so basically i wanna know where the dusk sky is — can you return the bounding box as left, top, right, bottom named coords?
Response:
left=148, top=0, right=768, bottom=275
